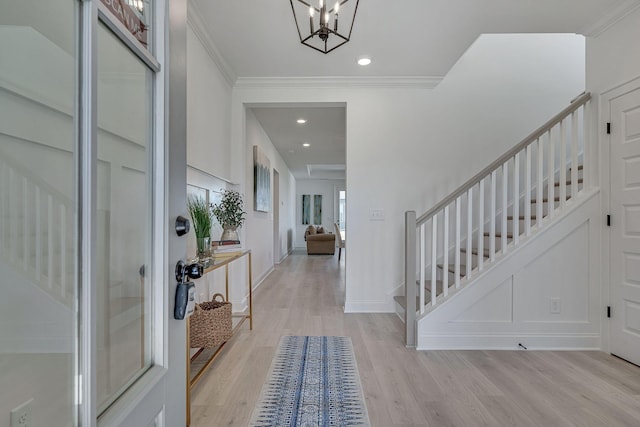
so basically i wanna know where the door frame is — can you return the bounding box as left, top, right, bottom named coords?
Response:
left=601, top=76, right=640, bottom=354
left=76, top=0, right=187, bottom=426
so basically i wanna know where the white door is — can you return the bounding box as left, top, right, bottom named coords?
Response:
left=1, top=1, right=187, bottom=425
left=610, top=86, right=640, bottom=366
left=88, top=1, right=187, bottom=426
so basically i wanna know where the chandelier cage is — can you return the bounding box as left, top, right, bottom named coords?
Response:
left=289, top=0, right=360, bottom=54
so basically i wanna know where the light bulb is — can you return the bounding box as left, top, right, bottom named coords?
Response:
left=319, top=0, right=323, bottom=8
left=309, top=6, right=314, bottom=16
left=335, top=1, right=339, bottom=13
left=325, top=13, right=329, bottom=23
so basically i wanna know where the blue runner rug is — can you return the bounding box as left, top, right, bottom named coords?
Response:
left=249, top=336, right=370, bottom=427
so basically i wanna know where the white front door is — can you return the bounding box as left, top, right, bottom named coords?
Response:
left=610, top=85, right=640, bottom=366
left=1, top=0, right=187, bottom=425
left=87, top=1, right=188, bottom=426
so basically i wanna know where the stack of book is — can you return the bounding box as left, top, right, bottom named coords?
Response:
left=211, top=240, right=243, bottom=257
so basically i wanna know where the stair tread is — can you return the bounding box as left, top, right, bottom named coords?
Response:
left=554, top=178, right=583, bottom=187
left=437, top=263, right=473, bottom=276
left=415, top=279, right=454, bottom=295
left=460, top=247, right=490, bottom=257
left=531, top=195, right=571, bottom=203
left=483, top=231, right=513, bottom=239
left=507, top=215, right=537, bottom=220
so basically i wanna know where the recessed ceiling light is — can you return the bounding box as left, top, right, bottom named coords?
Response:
left=297, top=118, right=307, bottom=124
left=303, top=143, right=311, bottom=147
left=357, top=57, right=371, bottom=66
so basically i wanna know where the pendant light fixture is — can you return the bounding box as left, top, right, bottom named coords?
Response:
left=289, top=0, right=360, bottom=54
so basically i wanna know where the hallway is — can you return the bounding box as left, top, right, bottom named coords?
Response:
left=190, top=252, right=640, bottom=426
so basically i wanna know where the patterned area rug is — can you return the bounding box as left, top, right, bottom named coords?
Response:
left=249, top=336, right=370, bottom=427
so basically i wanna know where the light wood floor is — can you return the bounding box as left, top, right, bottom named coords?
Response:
left=190, top=251, right=640, bottom=426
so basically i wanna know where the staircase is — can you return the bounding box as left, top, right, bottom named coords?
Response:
left=400, top=92, right=593, bottom=347
left=0, top=151, right=75, bottom=308
left=0, top=149, right=144, bottom=356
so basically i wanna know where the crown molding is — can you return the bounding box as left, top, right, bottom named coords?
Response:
left=187, top=1, right=237, bottom=86
left=578, top=0, right=640, bottom=37
left=234, top=76, right=443, bottom=90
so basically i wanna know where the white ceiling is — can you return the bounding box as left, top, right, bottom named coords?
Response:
left=192, top=0, right=634, bottom=180
left=251, top=106, right=346, bottom=180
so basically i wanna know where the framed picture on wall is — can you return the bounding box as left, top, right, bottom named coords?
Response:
left=313, top=195, right=322, bottom=225
left=253, top=145, right=271, bottom=212
left=302, top=194, right=311, bottom=225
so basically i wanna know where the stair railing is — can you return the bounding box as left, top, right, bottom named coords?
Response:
left=0, top=150, right=75, bottom=307
left=404, top=92, right=592, bottom=347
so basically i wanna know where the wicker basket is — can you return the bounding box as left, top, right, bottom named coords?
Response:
left=190, top=293, right=232, bottom=348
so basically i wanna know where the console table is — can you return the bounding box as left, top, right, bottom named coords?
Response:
left=186, top=249, right=252, bottom=426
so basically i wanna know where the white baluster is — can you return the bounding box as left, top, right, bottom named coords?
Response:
left=571, top=111, right=579, bottom=199
left=23, top=177, right=28, bottom=270
left=513, top=153, right=520, bottom=245
left=490, top=170, right=496, bottom=262
left=35, top=186, right=41, bottom=280
left=60, top=204, right=66, bottom=298
left=582, top=102, right=590, bottom=189
left=443, top=205, right=449, bottom=298
left=420, top=223, right=425, bottom=314
left=48, top=194, right=54, bottom=290
left=548, top=129, right=555, bottom=219
left=466, top=187, right=473, bottom=279
left=455, top=197, right=461, bottom=289
left=560, top=119, right=567, bottom=210
left=502, top=162, right=508, bottom=254
left=431, top=215, right=438, bottom=307
left=478, top=180, right=484, bottom=271
left=525, top=145, right=532, bottom=236
left=537, top=138, right=544, bottom=225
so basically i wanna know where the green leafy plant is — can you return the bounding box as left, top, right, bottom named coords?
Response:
left=211, top=190, right=246, bottom=229
left=187, top=196, right=213, bottom=238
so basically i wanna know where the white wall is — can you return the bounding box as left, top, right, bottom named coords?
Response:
left=187, top=24, right=232, bottom=180
left=186, top=13, right=298, bottom=311
left=586, top=7, right=640, bottom=94
left=244, top=109, right=296, bottom=282
left=295, top=179, right=345, bottom=248
left=231, top=33, right=586, bottom=313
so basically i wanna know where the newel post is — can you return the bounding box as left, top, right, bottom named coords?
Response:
left=405, top=210, right=417, bottom=348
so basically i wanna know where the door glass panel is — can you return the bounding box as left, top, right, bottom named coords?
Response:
left=96, top=22, right=153, bottom=414
left=0, top=1, right=77, bottom=426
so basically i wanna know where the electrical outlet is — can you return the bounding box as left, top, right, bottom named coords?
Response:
left=550, top=298, right=561, bottom=314
left=11, top=399, right=33, bottom=427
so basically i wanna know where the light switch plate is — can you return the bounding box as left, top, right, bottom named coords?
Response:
left=369, top=209, right=385, bottom=221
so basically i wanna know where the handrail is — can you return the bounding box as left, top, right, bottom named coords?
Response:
left=416, top=92, right=591, bottom=225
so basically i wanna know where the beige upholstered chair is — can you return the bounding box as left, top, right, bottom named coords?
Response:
left=334, top=223, right=345, bottom=261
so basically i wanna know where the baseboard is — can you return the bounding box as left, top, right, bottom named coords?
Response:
left=417, top=333, right=601, bottom=351
left=276, top=248, right=293, bottom=264
left=231, top=266, right=274, bottom=313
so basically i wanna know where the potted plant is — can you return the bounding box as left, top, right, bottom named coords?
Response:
left=187, top=196, right=213, bottom=257
left=211, top=189, right=246, bottom=242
